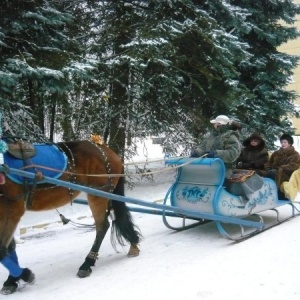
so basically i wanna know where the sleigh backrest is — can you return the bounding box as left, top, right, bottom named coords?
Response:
left=165, top=158, right=225, bottom=213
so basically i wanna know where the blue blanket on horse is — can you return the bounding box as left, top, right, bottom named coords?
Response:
left=3, top=144, right=68, bottom=184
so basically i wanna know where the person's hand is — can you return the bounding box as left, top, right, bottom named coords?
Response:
left=205, top=151, right=216, bottom=158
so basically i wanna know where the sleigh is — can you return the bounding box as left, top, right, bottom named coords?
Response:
left=161, top=157, right=300, bottom=240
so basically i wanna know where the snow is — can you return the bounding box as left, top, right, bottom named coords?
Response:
left=2, top=138, right=300, bottom=300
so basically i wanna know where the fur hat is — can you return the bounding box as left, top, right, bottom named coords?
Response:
left=243, top=133, right=265, bottom=149
left=210, top=115, right=230, bottom=125
left=280, top=134, right=294, bottom=145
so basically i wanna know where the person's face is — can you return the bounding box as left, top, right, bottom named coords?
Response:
left=281, top=139, right=290, bottom=149
left=250, top=139, right=260, bottom=146
left=213, top=123, right=223, bottom=129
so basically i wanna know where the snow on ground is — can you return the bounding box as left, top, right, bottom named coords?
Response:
left=2, top=138, right=300, bottom=300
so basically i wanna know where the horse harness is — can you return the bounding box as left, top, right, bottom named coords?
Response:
left=1, top=139, right=75, bottom=209
left=1, top=139, right=116, bottom=212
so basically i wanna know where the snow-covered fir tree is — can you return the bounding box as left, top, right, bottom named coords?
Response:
left=1, top=0, right=299, bottom=155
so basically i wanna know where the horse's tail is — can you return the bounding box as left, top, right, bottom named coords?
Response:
left=110, top=173, right=142, bottom=249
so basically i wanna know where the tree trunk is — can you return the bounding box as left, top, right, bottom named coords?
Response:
left=49, top=97, right=57, bottom=142
left=107, top=2, right=131, bottom=160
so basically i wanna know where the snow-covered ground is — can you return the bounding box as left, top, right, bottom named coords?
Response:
left=2, top=138, right=300, bottom=300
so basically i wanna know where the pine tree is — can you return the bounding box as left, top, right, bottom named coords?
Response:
left=1, top=0, right=299, bottom=155
left=116, top=0, right=252, bottom=151
left=0, top=0, right=86, bottom=140
left=226, top=0, right=300, bottom=147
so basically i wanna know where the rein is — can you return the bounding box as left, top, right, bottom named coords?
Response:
left=123, top=158, right=167, bottom=165
left=17, top=156, right=205, bottom=179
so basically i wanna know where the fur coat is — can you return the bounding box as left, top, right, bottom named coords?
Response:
left=194, top=126, right=241, bottom=178
left=264, top=146, right=300, bottom=188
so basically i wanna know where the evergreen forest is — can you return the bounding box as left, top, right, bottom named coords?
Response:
left=1, top=0, right=300, bottom=157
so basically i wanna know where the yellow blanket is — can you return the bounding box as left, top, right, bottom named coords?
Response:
left=281, top=169, right=300, bottom=201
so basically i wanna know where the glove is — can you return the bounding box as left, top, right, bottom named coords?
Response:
left=205, top=151, right=216, bottom=158
left=190, top=150, right=200, bottom=158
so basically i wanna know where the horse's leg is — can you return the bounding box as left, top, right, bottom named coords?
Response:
left=111, top=176, right=142, bottom=257
left=0, top=239, right=35, bottom=295
left=0, top=196, right=35, bottom=295
left=110, top=200, right=141, bottom=257
left=77, top=195, right=110, bottom=278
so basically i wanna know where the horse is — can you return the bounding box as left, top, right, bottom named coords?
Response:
left=0, top=140, right=142, bottom=295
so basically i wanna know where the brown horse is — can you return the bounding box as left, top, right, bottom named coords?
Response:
left=0, top=140, right=141, bottom=295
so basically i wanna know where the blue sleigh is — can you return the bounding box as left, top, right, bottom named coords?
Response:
left=163, top=157, right=300, bottom=240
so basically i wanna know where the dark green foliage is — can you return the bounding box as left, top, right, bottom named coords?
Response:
left=0, top=0, right=299, bottom=153
left=0, top=0, right=89, bottom=140
left=227, top=0, right=300, bottom=149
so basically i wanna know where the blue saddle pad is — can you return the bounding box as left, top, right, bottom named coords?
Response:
left=3, top=144, right=68, bottom=184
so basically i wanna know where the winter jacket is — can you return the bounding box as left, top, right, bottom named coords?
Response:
left=193, top=126, right=241, bottom=178
left=236, top=133, right=269, bottom=174
left=263, top=146, right=300, bottom=188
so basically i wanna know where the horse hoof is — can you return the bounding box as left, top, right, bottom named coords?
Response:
left=0, top=269, right=35, bottom=295
left=1, top=276, right=18, bottom=295
left=20, top=268, right=35, bottom=284
left=0, top=283, right=18, bottom=295
left=77, top=268, right=92, bottom=278
left=127, top=244, right=140, bottom=257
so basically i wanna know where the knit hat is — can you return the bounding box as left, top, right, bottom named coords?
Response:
left=210, top=115, right=230, bottom=125
left=280, top=134, right=294, bottom=145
